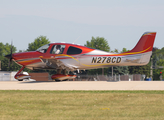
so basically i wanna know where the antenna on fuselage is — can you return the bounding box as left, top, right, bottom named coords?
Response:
left=73, top=36, right=80, bottom=44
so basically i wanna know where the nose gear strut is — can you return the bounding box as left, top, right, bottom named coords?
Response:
left=14, top=66, right=31, bottom=81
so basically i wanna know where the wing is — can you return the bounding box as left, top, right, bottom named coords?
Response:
left=40, top=57, right=77, bottom=71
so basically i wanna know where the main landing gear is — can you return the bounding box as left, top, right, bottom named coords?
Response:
left=15, top=67, right=76, bottom=81
left=51, top=69, right=76, bottom=81
left=14, top=66, right=31, bottom=81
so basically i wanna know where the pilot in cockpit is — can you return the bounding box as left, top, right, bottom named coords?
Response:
left=55, top=45, right=61, bottom=54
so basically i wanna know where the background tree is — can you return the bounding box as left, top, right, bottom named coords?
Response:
left=0, top=43, right=16, bottom=58
left=152, top=47, right=164, bottom=80
left=0, top=43, right=4, bottom=60
left=122, top=48, right=129, bottom=53
left=108, top=66, right=129, bottom=75
left=85, top=36, right=110, bottom=52
left=111, top=49, right=119, bottom=53
left=128, top=64, right=150, bottom=77
left=0, top=42, right=20, bottom=71
left=153, top=59, right=164, bottom=80
left=27, top=36, right=50, bottom=51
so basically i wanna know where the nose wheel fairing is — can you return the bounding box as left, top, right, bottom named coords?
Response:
left=14, top=66, right=31, bottom=81
left=15, top=74, right=31, bottom=80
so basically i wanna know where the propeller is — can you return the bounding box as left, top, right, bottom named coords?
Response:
left=5, top=41, right=13, bottom=70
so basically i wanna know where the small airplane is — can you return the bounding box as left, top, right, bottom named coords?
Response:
left=5, top=32, right=156, bottom=81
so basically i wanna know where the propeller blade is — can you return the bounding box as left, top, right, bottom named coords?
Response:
left=11, top=41, right=13, bottom=57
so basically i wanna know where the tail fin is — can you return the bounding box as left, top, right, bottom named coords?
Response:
left=128, top=32, right=156, bottom=54
left=120, top=32, right=156, bottom=66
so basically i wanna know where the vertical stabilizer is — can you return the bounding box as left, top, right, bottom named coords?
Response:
left=127, top=32, right=156, bottom=54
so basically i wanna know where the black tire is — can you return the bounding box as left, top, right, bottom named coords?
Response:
left=18, top=79, right=23, bottom=81
left=62, top=79, right=68, bottom=81
left=55, top=79, right=63, bottom=82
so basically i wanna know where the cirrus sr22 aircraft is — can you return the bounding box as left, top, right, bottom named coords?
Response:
left=5, top=32, right=156, bottom=81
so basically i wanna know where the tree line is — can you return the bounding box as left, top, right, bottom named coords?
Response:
left=0, top=36, right=163, bottom=80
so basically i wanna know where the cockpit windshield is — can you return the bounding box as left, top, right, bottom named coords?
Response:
left=36, top=44, right=50, bottom=53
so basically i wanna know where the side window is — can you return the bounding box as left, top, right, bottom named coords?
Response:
left=50, top=45, right=65, bottom=54
left=67, top=46, right=82, bottom=55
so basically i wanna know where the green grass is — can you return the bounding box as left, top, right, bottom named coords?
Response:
left=0, top=90, right=164, bottom=120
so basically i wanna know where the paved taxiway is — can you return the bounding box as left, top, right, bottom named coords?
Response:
left=0, top=81, right=164, bottom=90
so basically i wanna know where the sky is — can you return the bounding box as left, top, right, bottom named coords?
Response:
left=0, top=0, right=164, bottom=52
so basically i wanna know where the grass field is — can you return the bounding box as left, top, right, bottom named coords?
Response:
left=0, top=90, right=164, bottom=120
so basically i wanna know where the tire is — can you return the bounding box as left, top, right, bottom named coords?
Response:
left=55, top=80, right=62, bottom=82
left=18, top=79, right=23, bottom=81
